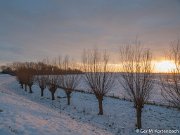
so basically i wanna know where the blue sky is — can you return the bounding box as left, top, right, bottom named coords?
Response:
left=0, top=0, right=180, bottom=65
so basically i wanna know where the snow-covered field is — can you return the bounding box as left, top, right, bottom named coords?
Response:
left=77, top=74, right=166, bottom=105
left=0, top=74, right=180, bottom=135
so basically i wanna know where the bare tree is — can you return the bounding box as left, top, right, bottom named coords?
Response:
left=15, top=64, right=26, bottom=89
left=13, top=63, right=32, bottom=92
left=119, top=42, right=153, bottom=129
left=82, top=49, right=114, bottom=115
left=59, top=74, right=80, bottom=105
left=23, top=62, right=35, bottom=93
left=63, top=55, right=69, bottom=71
left=27, top=68, right=35, bottom=93
left=58, top=56, right=81, bottom=105
left=46, top=75, right=59, bottom=100
left=161, top=40, right=180, bottom=109
left=36, top=75, right=47, bottom=97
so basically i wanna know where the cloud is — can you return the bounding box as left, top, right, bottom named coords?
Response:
left=0, top=0, right=180, bottom=64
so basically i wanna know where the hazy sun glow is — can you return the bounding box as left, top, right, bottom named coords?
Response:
left=154, top=60, right=176, bottom=73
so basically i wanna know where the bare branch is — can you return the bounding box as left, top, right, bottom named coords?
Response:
left=82, top=48, right=115, bottom=115
left=119, top=41, right=154, bottom=129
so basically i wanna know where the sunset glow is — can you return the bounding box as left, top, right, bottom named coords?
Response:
left=154, top=60, right=176, bottom=73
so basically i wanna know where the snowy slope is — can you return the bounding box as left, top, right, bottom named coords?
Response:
left=0, top=75, right=112, bottom=135
left=0, top=74, right=180, bottom=135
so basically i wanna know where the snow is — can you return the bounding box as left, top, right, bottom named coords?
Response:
left=0, top=74, right=180, bottom=135
left=0, top=75, right=112, bottom=135
left=77, top=74, right=166, bottom=105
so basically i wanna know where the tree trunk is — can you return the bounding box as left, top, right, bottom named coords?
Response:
left=66, top=92, right=71, bottom=105
left=20, top=83, right=23, bottom=89
left=25, top=85, right=27, bottom=91
left=51, top=92, right=55, bottom=100
left=41, top=88, right=44, bottom=97
left=136, top=107, right=142, bottom=129
left=29, top=85, right=33, bottom=93
left=98, top=98, right=103, bottom=115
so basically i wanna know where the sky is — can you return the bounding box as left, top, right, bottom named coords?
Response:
left=0, top=0, right=180, bottom=65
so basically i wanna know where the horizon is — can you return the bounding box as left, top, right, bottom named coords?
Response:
left=0, top=60, right=177, bottom=73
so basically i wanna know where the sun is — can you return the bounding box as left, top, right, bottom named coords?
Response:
left=154, top=60, right=176, bottom=73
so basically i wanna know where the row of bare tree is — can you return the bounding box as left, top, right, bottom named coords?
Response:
left=14, top=57, right=81, bottom=105
left=8, top=40, right=180, bottom=129
left=14, top=62, right=36, bottom=93
left=36, top=75, right=81, bottom=103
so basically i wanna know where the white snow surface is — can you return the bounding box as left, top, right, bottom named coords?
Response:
left=0, top=74, right=180, bottom=135
left=77, top=74, right=167, bottom=105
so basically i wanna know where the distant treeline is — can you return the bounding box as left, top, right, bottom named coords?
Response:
left=1, top=62, right=83, bottom=76
left=1, top=66, right=16, bottom=75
